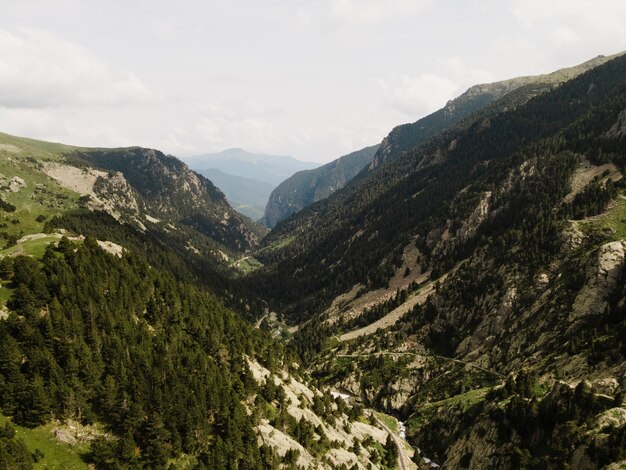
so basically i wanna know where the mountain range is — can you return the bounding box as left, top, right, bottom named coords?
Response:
left=185, top=148, right=319, bottom=221
left=198, top=168, right=275, bottom=220
left=2, top=51, right=626, bottom=469
left=248, top=51, right=626, bottom=467
left=185, top=148, right=319, bottom=186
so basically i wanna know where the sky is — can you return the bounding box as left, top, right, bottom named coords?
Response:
left=1, top=1, right=626, bottom=164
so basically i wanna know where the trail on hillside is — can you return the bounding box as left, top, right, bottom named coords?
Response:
left=372, top=415, right=415, bottom=470
left=337, top=351, right=504, bottom=379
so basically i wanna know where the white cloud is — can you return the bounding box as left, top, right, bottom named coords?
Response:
left=194, top=98, right=299, bottom=155
left=513, top=0, right=626, bottom=25
left=0, top=28, right=153, bottom=109
left=296, top=0, right=430, bottom=28
left=373, top=59, right=494, bottom=119
left=373, top=74, right=458, bottom=118
left=551, top=26, right=580, bottom=47
left=328, top=0, right=425, bottom=25
left=512, top=0, right=626, bottom=44
left=0, top=107, right=132, bottom=148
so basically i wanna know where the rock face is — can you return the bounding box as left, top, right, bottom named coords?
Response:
left=456, top=191, right=492, bottom=243
left=263, top=145, right=379, bottom=228
left=77, top=147, right=265, bottom=251
left=248, top=360, right=392, bottom=469
left=572, top=241, right=626, bottom=318
left=0, top=174, right=27, bottom=192
left=606, top=108, right=626, bottom=139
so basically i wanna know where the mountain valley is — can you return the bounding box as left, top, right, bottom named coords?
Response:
left=2, top=51, right=626, bottom=469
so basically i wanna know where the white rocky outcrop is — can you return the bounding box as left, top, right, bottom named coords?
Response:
left=0, top=174, right=26, bottom=192
left=572, top=241, right=625, bottom=319
left=456, top=192, right=491, bottom=243
left=605, top=108, right=626, bottom=139
left=42, top=162, right=140, bottom=223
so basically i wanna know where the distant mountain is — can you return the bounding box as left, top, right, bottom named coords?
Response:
left=186, top=148, right=319, bottom=186
left=263, top=144, right=380, bottom=228
left=199, top=168, right=274, bottom=220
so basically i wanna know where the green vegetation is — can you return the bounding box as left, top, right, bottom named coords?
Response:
left=0, top=152, right=80, bottom=244
left=0, top=132, right=83, bottom=158
left=233, top=256, right=263, bottom=274
left=255, top=235, right=296, bottom=255
left=407, top=388, right=488, bottom=432
left=0, top=414, right=88, bottom=469
left=247, top=52, right=626, bottom=468
left=0, top=238, right=287, bottom=468
left=2, top=53, right=626, bottom=469
left=373, top=411, right=398, bottom=433
left=46, top=211, right=267, bottom=320
left=250, top=54, right=626, bottom=322
left=581, top=193, right=626, bottom=240
left=338, top=282, right=420, bottom=333
left=0, top=235, right=63, bottom=258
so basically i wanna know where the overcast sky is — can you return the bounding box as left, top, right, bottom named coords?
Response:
left=1, top=1, right=626, bottom=163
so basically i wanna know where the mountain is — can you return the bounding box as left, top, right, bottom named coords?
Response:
left=252, top=52, right=623, bottom=318
left=0, top=132, right=273, bottom=322
left=198, top=168, right=274, bottom=220
left=369, top=52, right=619, bottom=171
left=263, top=144, right=380, bottom=228
left=3, top=50, right=626, bottom=470
left=245, top=52, right=626, bottom=467
left=0, top=132, right=409, bottom=469
left=0, top=133, right=264, bottom=253
left=186, top=148, right=319, bottom=186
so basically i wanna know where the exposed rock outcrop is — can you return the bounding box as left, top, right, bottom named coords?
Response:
left=572, top=241, right=626, bottom=319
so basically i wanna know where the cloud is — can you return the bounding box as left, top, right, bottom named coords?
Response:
left=513, top=0, right=626, bottom=24
left=512, top=0, right=626, bottom=42
left=328, top=0, right=425, bottom=25
left=0, top=107, right=132, bottom=148
left=0, top=28, right=153, bottom=109
left=296, top=0, right=429, bottom=28
left=194, top=98, right=300, bottom=154
left=373, top=74, right=457, bottom=117
left=372, top=60, right=494, bottom=118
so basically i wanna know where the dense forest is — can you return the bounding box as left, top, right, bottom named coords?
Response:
left=0, top=238, right=287, bottom=468
left=2, top=50, right=626, bottom=469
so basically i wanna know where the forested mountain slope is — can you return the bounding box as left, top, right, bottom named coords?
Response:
left=251, top=52, right=626, bottom=321
left=198, top=168, right=274, bottom=220
left=0, top=237, right=407, bottom=469
left=247, top=52, right=626, bottom=467
left=263, top=144, right=380, bottom=228
left=0, top=134, right=410, bottom=469
left=4, top=47, right=626, bottom=469
left=0, top=134, right=264, bottom=257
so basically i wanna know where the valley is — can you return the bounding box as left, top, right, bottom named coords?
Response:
left=2, top=50, right=626, bottom=469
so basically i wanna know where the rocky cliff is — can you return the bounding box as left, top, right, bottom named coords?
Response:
left=263, top=144, right=379, bottom=228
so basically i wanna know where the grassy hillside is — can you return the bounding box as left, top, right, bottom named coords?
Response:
left=0, top=134, right=81, bottom=243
